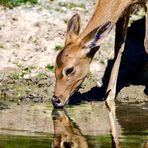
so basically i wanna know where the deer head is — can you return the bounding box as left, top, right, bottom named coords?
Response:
left=52, top=14, right=111, bottom=108
left=52, top=109, right=88, bottom=148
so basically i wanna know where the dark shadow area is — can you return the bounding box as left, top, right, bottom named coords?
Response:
left=69, top=17, right=148, bottom=105
left=69, top=86, right=106, bottom=105
left=117, top=17, right=147, bottom=88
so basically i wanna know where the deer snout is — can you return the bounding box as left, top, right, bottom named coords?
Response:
left=51, top=109, right=61, bottom=120
left=51, top=95, right=64, bottom=109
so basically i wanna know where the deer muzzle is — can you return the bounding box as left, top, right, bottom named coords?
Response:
left=51, top=95, right=65, bottom=108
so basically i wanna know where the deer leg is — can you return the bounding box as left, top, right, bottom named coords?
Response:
left=106, top=13, right=129, bottom=103
left=105, top=13, right=130, bottom=148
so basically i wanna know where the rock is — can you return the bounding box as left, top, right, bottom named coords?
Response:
left=117, top=85, right=148, bottom=103
left=33, top=96, right=43, bottom=103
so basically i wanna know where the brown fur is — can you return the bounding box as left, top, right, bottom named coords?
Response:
left=52, top=109, right=88, bottom=148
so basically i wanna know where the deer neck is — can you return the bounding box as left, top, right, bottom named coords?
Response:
left=79, top=0, right=135, bottom=39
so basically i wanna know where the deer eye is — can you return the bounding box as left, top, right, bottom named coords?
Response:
left=62, top=67, right=75, bottom=79
left=65, top=67, right=74, bottom=76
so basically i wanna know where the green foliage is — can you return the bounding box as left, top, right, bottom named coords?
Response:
left=129, top=8, right=145, bottom=27
left=87, top=72, right=93, bottom=81
left=54, top=45, right=63, bottom=51
left=46, top=64, right=54, bottom=72
left=37, top=73, right=47, bottom=79
left=0, top=44, right=4, bottom=49
left=9, top=72, right=22, bottom=80
left=0, top=0, right=38, bottom=7
left=8, top=65, right=34, bottom=80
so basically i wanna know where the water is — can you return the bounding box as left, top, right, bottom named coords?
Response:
left=0, top=134, right=147, bottom=148
left=0, top=102, right=148, bottom=148
left=0, top=135, right=53, bottom=148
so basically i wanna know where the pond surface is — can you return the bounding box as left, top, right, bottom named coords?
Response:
left=0, top=134, right=147, bottom=148
left=0, top=102, right=148, bottom=148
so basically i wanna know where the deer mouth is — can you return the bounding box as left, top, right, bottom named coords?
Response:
left=52, top=78, right=85, bottom=108
left=52, top=86, right=80, bottom=108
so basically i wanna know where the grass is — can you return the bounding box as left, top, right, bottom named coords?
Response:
left=8, top=64, right=34, bottom=80
left=46, top=64, right=54, bottom=72
left=129, top=7, right=145, bottom=27
left=87, top=72, right=93, bottom=81
left=9, top=72, right=22, bottom=80
left=8, top=61, right=52, bottom=80
left=54, top=45, right=63, bottom=51
left=0, top=0, right=38, bottom=7
left=37, top=73, right=47, bottom=79
left=9, top=70, right=28, bottom=80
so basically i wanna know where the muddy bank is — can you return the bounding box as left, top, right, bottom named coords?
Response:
left=0, top=102, right=111, bottom=135
left=117, top=85, right=148, bottom=103
left=0, top=102, right=148, bottom=136
left=0, top=70, right=148, bottom=106
left=0, top=69, right=55, bottom=104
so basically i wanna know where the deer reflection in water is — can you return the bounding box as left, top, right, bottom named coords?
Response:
left=51, top=109, right=88, bottom=148
left=51, top=104, right=121, bottom=148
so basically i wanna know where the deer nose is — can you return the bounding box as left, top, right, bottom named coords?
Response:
left=51, top=96, right=63, bottom=108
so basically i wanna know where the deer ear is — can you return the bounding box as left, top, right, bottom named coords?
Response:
left=82, top=21, right=112, bottom=49
left=65, top=14, right=81, bottom=45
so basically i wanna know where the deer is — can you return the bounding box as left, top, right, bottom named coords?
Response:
left=51, top=108, right=122, bottom=148
left=51, top=109, right=88, bottom=148
left=52, top=0, right=148, bottom=108
left=51, top=0, right=148, bottom=147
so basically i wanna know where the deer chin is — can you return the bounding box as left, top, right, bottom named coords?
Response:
left=65, top=78, right=85, bottom=105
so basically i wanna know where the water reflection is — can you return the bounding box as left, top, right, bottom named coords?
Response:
left=116, top=103, right=148, bottom=148
left=51, top=109, right=88, bottom=148
left=0, top=102, right=147, bottom=147
left=51, top=102, right=148, bottom=148
left=144, top=141, right=148, bottom=148
left=105, top=100, right=120, bottom=148
left=51, top=106, right=121, bottom=148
